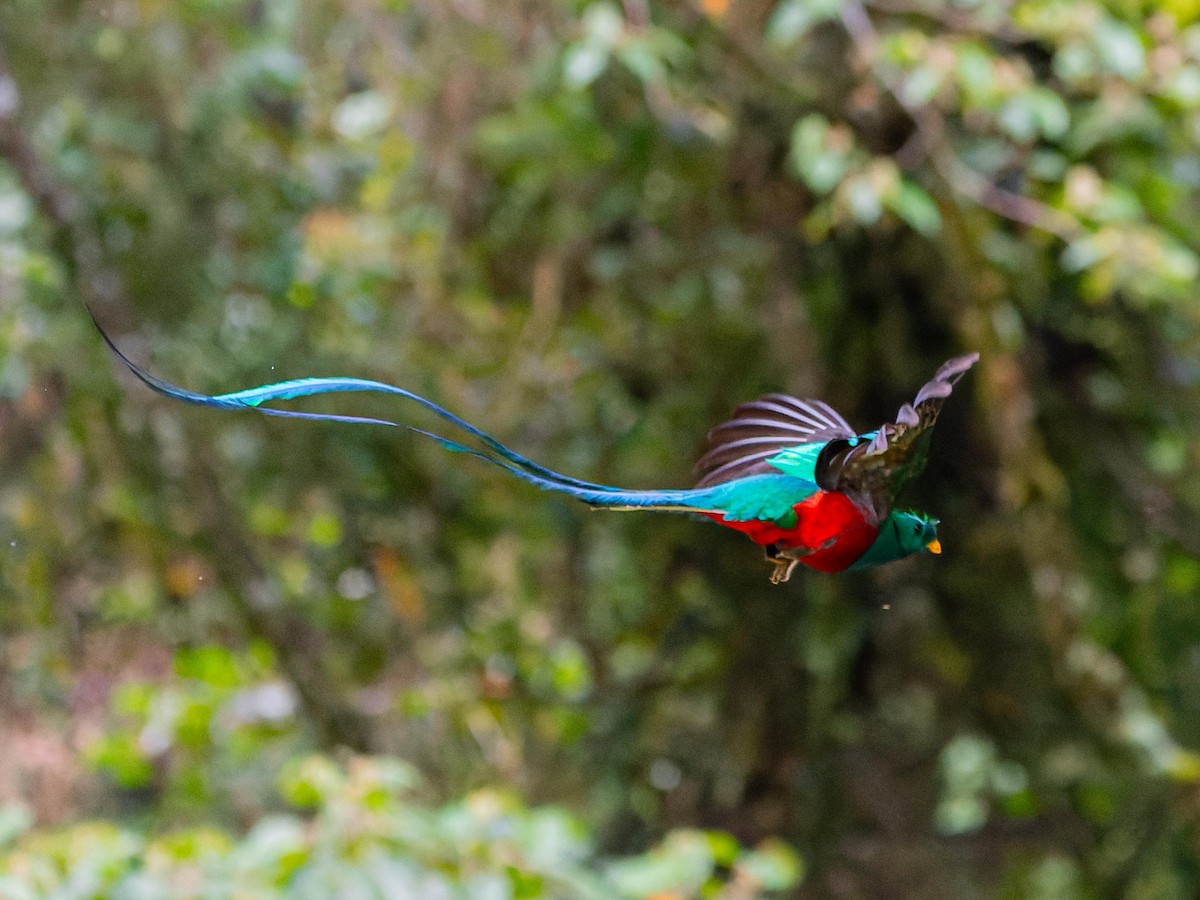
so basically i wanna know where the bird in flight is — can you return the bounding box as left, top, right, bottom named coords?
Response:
left=92, top=313, right=975, bottom=583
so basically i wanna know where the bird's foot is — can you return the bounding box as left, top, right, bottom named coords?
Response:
left=769, top=557, right=800, bottom=584
left=765, top=544, right=807, bottom=584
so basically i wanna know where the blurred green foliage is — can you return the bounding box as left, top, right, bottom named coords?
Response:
left=1, top=0, right=1200, bottom=896
left=0, top=754, right=802, bottom=898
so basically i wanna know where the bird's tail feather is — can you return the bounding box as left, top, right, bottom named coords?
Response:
left=92, top=311, right=709, bottom=513
left=408, top=426, right=707, bottom=510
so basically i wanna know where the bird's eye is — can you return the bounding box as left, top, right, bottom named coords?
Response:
left=912, top=522, right=922, bottom=535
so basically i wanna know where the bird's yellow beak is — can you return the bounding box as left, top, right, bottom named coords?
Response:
left=926, top=539, right=942, bottom=555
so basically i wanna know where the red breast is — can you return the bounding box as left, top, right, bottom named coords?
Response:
left=702, top=490, right=879, bottom=573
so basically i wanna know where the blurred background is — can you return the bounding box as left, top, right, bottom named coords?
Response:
left=1, top=0, right=1200, bottom=896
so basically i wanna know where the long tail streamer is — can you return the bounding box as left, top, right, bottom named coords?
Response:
left=91, top=311, right=711, bottom=512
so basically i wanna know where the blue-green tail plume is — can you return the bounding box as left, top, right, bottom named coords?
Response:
left=89, top=309, right=616, bottom=492
left=91, top=311, right=812, bottom=523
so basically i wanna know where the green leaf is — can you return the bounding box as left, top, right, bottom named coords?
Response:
left=788, top=115, right=853, bottom=194
left=607, top=829, right=715, bottom=896
left=705, top=830, right=740, bottom=867
left=279, top=755, right=346, bottom=808
left=550, top=640, right=593, bottom=701
left=331, top=91, right=393, bottom=141
left=231, top=815, right=309, bottom=881
left=736, top=838, right=804, bottom=891
left=1166, top=65, right=1200, bottom=107
left=766, top=0, right=840, bottom=46
left=1028, top=87, right=1071, bottom=140
left=997, top=96, right=1038, bottom=143
left=563, top=42, right=609, bottom=87
left=955, top=42, right=997, bottom=106
left=1061, top=235, right=1105, bottom=273
left=617, top=42, right=664, bottom=84
left=0, top=185, right=31, bottom=236
left=1092, top=18, right=1145, bottom=81
left=1053, top=41, right=1096, bottom=84
left=886, top=180, right=942, bottom=236
left=88, top=733, right=155, bottom=788
left=306, top=510, right=342, bottom=546
left=522, top=808, right=589, bottom=868
left=845, top=175, right=882, bottom=225
left=175, top=645, right=241, bottom=688
left=901, top=65, right=944, bottom=106
left=580, top=3, right=624, bottom=45
left=0, top=806, right=33, bottom=848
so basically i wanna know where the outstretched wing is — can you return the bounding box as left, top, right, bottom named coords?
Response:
left=814, top=353, right=979, bottom=516
left=694, top=393, right=855, bottom=488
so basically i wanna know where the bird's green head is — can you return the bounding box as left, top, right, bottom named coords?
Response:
left=848, top=510, right=941, bottom=570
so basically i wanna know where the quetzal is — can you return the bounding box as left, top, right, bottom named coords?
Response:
left=92, top=313, right=975, bottom=583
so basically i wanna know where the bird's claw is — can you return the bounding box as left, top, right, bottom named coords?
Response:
left=765, top=544, right=808, bottom=584
left=769, top=557, right=800, bottom=584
